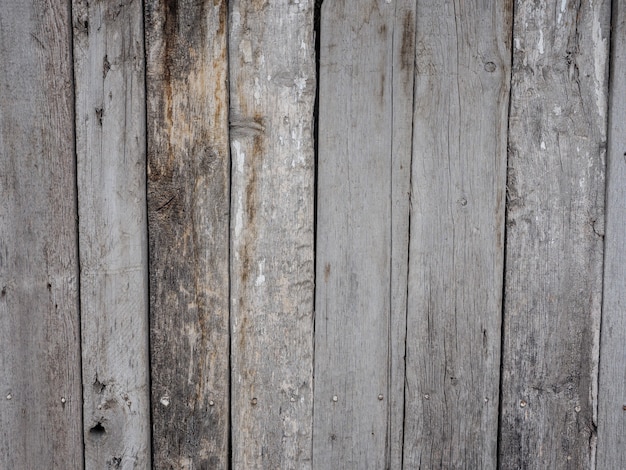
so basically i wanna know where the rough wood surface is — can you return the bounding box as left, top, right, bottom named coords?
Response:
left=72, top=0, right=151, bottom=467
left=0, top=1, right=83, bottom=467
left=229, top=0, right=316, bottom=467
left=499, top=1, right=609, bottom=468
left=313, top=0, right=415, bottom=467
left=597, top=2, right=626, bottom=468
left=402, top=1, right=512, bottom=468
left=145, top=0, right=231, bottom=468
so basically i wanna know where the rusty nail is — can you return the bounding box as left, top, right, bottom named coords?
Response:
left=251, top=397, right=258, bottom=405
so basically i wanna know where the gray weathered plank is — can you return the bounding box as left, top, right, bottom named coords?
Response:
left=313, top=0, right=415, bottom=467
left=228, top=0, right=316, bottom=468
left=0, top=1, right=83, bottom=467
left=402, top=1, right=512, bottom=468
left=145, top=0, right=231, bottom=468
left=72, top=0, right=151, bottom=467
left=499, top=1, right=609, bottom=468
left=597, top=1, right=626, bottom=468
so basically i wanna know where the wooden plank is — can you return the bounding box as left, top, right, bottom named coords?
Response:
left=72, top=0, right=151, bottom=467
left=0, top=1, right=83, bottom=468
left=228, top=0, right=316, bottom=467
left=145, top=0, right=230, bottom=468
left=499, top=1, right=609, bottom=468
left=312, top=0, right=415, bottom=467
left=597, top=1, right=626, bottom=468
left=402, top=1, right=512, bottom=468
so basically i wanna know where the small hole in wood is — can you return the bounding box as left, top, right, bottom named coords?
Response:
left=90, top=422, right=106, bottom=436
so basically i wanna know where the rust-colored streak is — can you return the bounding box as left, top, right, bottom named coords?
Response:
left=324, top=263, right=331, bottom=282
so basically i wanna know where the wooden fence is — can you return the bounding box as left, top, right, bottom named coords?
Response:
left=1, top=0, right=625, bottom=468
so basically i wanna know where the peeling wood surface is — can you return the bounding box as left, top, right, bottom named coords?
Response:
left=597, top=2, right=626, bottom=468
left=312, top=0, right=414, bottom=467
left=0, top=1, right=83, bottom=468
left=145, top=0, right=231, bottom=468
left=499, top=1, right=609, bottom=468
left=229, top=0, right=316, bottom=468
left=402, top=1, right=512, bottom=468
left=73, top=0, right=151, bottom=467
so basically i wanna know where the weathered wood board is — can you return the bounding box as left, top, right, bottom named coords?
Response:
left=499, top=1, right=609, bottom=468
left=402, top=1, right=512, bottom=468
left=313, top=0, right=415, bottom=467
left=0, top=1, right=83, bottom=468
left=229, top=0, right=316, bottom=467
left=145, top=0, right=231, bottom=467
left=73, top=0, right=151, bottom=467
left=597, top=2, right=626, bottom=468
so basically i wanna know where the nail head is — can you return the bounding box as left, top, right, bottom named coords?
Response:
left=378, top=394, right=384, bottom=401
left=332, top=395, right=338, bottom=402
left=520, top=400, right=527, bottom=408
left=209, top=400, right=215, bottom=406
left=251, top=397, right=258, bottom=405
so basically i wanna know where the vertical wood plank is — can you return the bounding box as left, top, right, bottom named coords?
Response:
left=499, top=1, right=609, bottom=468
left=229, top=0, right=316, bottom=468
left=313, top=0, right=415, bottom=467
left=597, top=1, right=626, bottom=467
left=72, top=0, right=151, bottom=466
left=0, top=1, right=83, bottom=467
left=402, top=1, right=512, bottom=468
left=145, top=0, right=231, bottom=468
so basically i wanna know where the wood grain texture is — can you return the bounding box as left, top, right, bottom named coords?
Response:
left=313, top=0, right=415, bottom=467
left=499, top=1, right=609, bottom=468
left=145, top=0, right=231, bottom=468
left=72, top=0, right=151, bottom=467
left=0, top=1, right=83, bottom=467
left=402, top=1, right=512, bottom=468
left=597, top=1, right=626, bottom=468
left=229, top=1, right=316, bottom=468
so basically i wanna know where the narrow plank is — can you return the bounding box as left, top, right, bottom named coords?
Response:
left=145, top=0, right=230, bottom=468
left=597, top=2, right=626, bottom=468
left=402, top=1, right=512, bottom=468
left=499, top=1, right=609, bottom=468
left=312, top=0, right=415, bottom=467
left=229, top=0, right=316, bottom=467
left=72, top=0, right=151, bottom=466
left=0, top=1, right=83, bottom=467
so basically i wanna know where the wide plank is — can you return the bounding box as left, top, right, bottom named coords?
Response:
left=145, top=0, right=231, bottom=467
left=72, top=0, right=151, bottom=466
left=313, top=0, right=415, bottom=467
left=229, top=0, right=316, bottom=468
left=0, top=1, right=83, bottom=467
left=597, top=1, right=626, bottom=468
left=402, top=1, right=512, bottom=468
left=499, top=1, right=609, bottom=468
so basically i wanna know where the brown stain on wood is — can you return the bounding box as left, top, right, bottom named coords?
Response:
left=324, top=263, right=331, bottom=282
left=400, top=11, right=414, bottom=71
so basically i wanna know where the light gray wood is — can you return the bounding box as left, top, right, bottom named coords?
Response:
left=402, top=1, right=511, bottom=468
left=499, top=1, right=609, bottom=468
left=0, top=1, right=83, bottom=467
left=597, top=1, right=626, bottom=467
left=72, top=0, right=151, bottom=467
left=228, top=0, right=316, bottom=468
left=313, top=0, right=415, bottom=467
left=145, top=0, right=231, bottom=468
